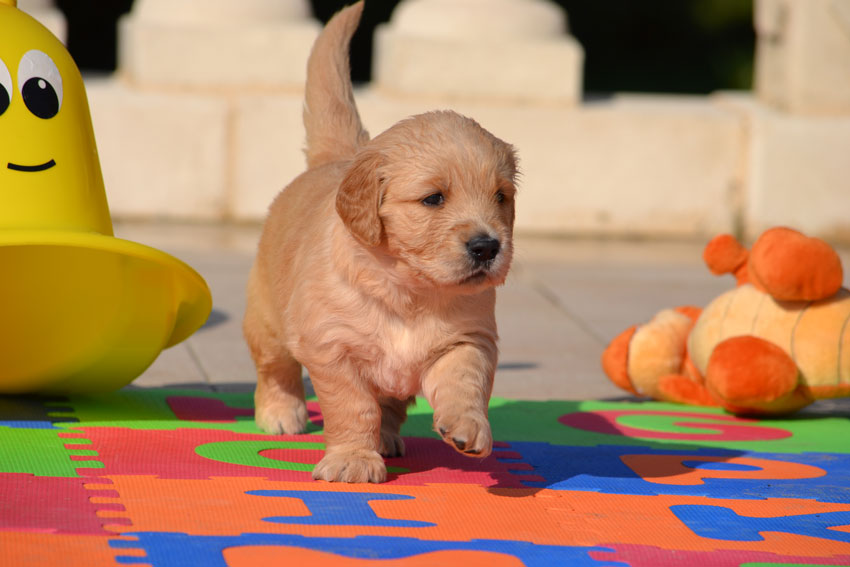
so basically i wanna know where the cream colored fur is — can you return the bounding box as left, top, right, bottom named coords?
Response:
left=243, top=1, right=518, bottom=483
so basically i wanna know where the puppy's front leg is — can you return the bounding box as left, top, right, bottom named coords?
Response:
left=311, top=371, right=386, bottom=483
left=422, top=343, right=495, bottom=458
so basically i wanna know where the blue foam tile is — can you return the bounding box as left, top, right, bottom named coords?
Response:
left=497, top=442, right=850, bottom=503
left=671, top=504, right=850, bottom=544
left=111, top=533, right=623, bottom=567
left=246, top=490, right=437, bottom=527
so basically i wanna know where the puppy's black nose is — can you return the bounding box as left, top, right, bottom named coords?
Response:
left=466, top=235, right=501, bottom=263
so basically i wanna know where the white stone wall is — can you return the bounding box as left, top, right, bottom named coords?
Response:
left=78, top=0, right=850, bottom=241
left=19, top=0, right=66, bottom=43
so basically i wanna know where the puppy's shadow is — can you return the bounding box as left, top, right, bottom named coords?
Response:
left=399, top=399, right=758, bottom=496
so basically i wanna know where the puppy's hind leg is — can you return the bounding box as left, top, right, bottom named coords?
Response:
left=244, top=269, right=309, bottom=435
left=379, top=396, right=415, bottom=458
left=252, top=349, right=309, bottom=435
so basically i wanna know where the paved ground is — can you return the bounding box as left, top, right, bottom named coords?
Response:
left=116, top=222, right=850, bottom=404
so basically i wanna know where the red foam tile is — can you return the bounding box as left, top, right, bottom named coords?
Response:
left=0, top=474, right=118, bottom=535
left=591, top=544, right=850, bottom=567
left=72, top=427, right=531, bottom=487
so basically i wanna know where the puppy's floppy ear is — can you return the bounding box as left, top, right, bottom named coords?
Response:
left=336, top=149, right=384, bottom=247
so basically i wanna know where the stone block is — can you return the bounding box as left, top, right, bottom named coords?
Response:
left=132, top=0, right=311, bottom=25
left=755, top=0, right=850, bottom=115
left=374, top=0, right=583, bottom=104
left=720, top=95, right=850, bottom=240
left=85, top=78, right=229, bottom=221
left=118, top=16, right=319, bottom=89
left=375, top=32, right=583, bottom=105
left=230, top=93, right=307, bottom=221
left=18, top=0, right=66, bottom=43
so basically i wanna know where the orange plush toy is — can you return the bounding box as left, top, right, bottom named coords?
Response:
left=602, top=227, right=849, bottom=415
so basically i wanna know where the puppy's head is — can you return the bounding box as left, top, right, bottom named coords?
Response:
left=336, top=110, right=518, bottom=292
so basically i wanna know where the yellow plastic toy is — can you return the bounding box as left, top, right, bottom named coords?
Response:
left=0, top=0, right=212, bottom=393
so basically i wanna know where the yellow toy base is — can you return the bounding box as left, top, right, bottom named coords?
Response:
left=0, top=231, right=212, bottom=394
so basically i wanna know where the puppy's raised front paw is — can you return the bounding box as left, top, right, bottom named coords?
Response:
left=255, top=396, right=308, bottom=435
left=434, top=412, right=492, bottom=458
left=313, top=448, right=387, bottom=483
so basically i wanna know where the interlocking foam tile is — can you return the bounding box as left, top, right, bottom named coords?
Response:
left=502, top=442, right=850, bottom=502
left=589, top=544, right=850, bottom=566
left=0, top=396, right=75, bottom=429
left=65, top=425, right=533, bottom=487
left=222, top=546, right=534, bottom=567
left=110, top=533, right=615, bottom=567
left=0, top=533, right=123, bottom=567
left=51, top=390, right=259, bottom=433
left=0, top=426, right=100, bottom=477
left=537, top=490, right=850, bottom=556
left=556, top=405, right=850, bottom=454
left=0, top=474, right=124, bottom=534
left=4, top=389, right=850, bottom=566
left=93, top=476, right=555, bottom=543
left=66, top=427, right=318, bottom=480
left=670, top=504, right=850, bottom=544
left=78, top=474, right=850, bottom=558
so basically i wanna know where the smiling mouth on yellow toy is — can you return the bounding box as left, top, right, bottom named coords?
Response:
left=7, top=158, right=55, bottom=171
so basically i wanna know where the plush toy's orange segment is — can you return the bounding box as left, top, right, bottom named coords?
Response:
left=673, top=305, right=702, bottom=323
left=628, top=310, right=693, bottom=398
left=793, top=288, right=850, bottom=388
left=601, top=326, right=638, bottom=395
left=703, top=233, right=749, bottom=285
left=719, top=385, right=814, bottom=416
left=657, top=374, right=720, bottom=406
left=688, top=286, right=763, bottom=375
left=749, top=294, right=801, bottom=358
left=748, top=227, right=843, bottom=302
left=706, top=335, right=798, bottom=407
left=681, top=352, right=703, bottom=383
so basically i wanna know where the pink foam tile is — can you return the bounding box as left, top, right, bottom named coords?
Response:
left=0, top=474, right=127, bottom=535
left=66, top=426, right=538, bottom=487
left=590, top=544, right=850, bottom=566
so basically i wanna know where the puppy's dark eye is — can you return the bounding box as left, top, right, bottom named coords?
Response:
left=422, top=193, right=444, bottom=207
left=496, top=191, right=506, bottom=204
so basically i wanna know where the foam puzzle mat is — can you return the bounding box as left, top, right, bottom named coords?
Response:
left=2, top=388, right=850, bottom=566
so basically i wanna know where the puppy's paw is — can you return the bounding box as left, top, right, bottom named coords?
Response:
left=434, top=411, right=492, bottom=458
left=379, top=429, right=406, bottom=458
left=255, top=396, right=308, bottom=435
left=313, top=448, right=386, bottom=483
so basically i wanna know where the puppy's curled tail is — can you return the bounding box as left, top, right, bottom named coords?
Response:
left=303, top=1, right=369, bottom=170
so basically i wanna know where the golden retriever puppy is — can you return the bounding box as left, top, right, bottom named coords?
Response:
left=243, top=1, right=518, bottom=483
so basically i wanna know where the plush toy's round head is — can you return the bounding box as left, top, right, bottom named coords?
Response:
left=747, top=227, right=843, bottom=302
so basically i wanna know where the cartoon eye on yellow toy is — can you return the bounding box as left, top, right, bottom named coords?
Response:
left=0, top=0, right=212, bottom=393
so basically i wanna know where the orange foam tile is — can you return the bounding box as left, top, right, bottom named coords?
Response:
left=0, top=533, right=125, bottom=567
left=619, top=455, right=826, bottom=486
left=98, top=475, right=850, bottom=557
left=223, top=546, right=526, bottom=567
left=101, top=476, right=556, bottom=542
left=540, top=490, right=850, bottom=556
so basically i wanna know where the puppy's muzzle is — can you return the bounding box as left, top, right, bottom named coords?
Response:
left=466, top=235, right=501, bottom=266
